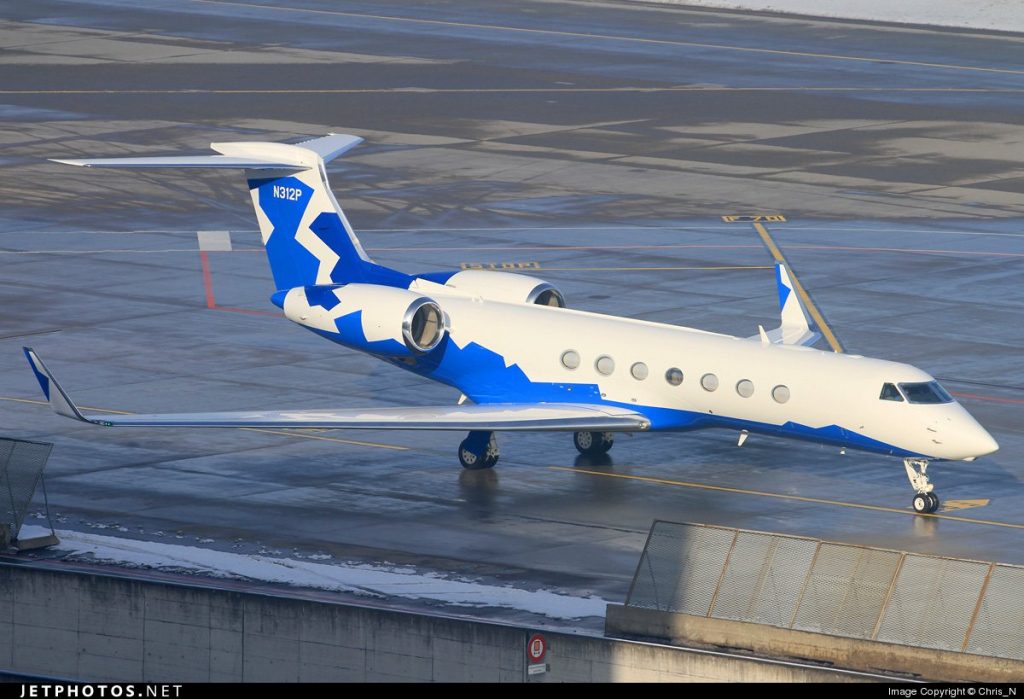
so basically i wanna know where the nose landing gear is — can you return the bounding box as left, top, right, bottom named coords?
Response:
left=905, top=458, right=940, bottom=514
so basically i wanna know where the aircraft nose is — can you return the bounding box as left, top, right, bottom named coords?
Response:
left=933, top=412, right=1000, bottom=461
left=971, top=427, right=1000, bottom=458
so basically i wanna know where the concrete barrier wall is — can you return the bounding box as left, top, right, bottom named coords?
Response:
left=0, top=564, right=864, bottom=682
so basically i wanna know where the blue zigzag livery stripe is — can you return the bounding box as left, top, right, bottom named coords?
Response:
left=311, top=328, right=926, bottom=458
left=251, top=176, right=317, bottom=290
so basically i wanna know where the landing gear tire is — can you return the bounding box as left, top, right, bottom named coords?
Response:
left=912, top=492, right=940, bottom=514
left=904, top=458, right=939, bottom=514
left=458, top=432, right=499, bottom=470
left=574, top=431, right=614, bottom=456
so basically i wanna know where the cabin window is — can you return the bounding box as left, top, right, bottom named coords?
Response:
left=879, top=383, right=904, bottom=402
left=701, top=373, right=719, bottom=392
left=595, top=355, right=615, bottom=375
left=736, top=379, right=754, bottom=398
left=630, top=362, right=648, bottom=380
left=899, top=381, right=954, bottom=404
left=772, top=385, right=790, bottom=404
left=561, top=350, right=580, bottom=370
left=665, top=368, right=684, bottom=386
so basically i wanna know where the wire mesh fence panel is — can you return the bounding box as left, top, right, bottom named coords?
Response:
left=0, top=440, right=13, bottom=540
left=791, top=544, right=902, bottom=639
left=624, top=520, right=1024, bottom=659
left=626, top=522, right=736, bottom=614
left=710, top=532, right=817, bottom=628
left=876, top=555, right=990, bottom=652
left=962, top=564, right=1024, bottom=660
left=3, top=440, right=50, bottom=532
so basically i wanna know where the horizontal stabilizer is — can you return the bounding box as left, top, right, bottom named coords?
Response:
left=52, top=155, right=304, bottom=170
left=292, top=134, right=365, bottom=163
left=52, top=133, right=364, bottom=171
left=53, top=132, right=376, bottom=290
left=23, top=349, right=650, bottom=432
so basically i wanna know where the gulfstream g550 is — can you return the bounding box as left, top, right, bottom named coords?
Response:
left=25, top=134, right=998, bottom=514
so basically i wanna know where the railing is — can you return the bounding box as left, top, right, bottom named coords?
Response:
left=625, top=521, right=1024, bottom=660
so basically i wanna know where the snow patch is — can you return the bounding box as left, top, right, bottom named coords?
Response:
left=19, top=526, right=607, bottom=620
left=638, top=0, right=1024, bottom=33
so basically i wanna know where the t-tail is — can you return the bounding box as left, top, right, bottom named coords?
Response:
left=54, top=134, right=410, bottom=291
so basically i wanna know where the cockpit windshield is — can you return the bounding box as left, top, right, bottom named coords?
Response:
left=879, top=383, right=903, bottom=402
left=898, top=381, right=954, bottom=405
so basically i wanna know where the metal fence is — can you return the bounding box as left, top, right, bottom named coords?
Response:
left=626, top=521, right=1024, bottom=661
left=0, top=438, right=53, bottom=546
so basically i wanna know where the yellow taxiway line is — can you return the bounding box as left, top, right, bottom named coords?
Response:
left=752, top=221, right=845, bottom=353
left=553, top=466, right=1021, bottom=530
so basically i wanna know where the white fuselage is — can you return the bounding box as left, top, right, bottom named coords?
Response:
left=404, top=287, right=997, bottom=461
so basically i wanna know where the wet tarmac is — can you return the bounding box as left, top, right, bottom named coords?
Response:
left=1, top=0, right=1022, bottom=627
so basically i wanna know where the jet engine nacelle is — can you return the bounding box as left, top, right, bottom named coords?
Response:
left=278, top=283, right=447, bottom=356
left=442, top=270, right=566, bottom=307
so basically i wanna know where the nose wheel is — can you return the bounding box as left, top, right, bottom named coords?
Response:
left=905, top=458, right=940, bottom=514
left=912, top=492, right=940, bottom=514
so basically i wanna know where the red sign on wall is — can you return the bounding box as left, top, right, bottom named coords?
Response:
left=527, top=633, right=547, bottom=663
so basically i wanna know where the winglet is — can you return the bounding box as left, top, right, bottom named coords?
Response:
left=777, top=263, right=811, bottom=331
left=748, top=263, right=822, bottom=347
left=774, top=263, right=821, bottom=346
left=23, top=348, right=88, bottom=421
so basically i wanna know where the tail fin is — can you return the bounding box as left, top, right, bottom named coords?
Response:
left=55, top=134, right=408, bottom=290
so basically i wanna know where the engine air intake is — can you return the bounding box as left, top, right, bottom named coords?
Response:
left=403, top=300, right=445, bottom=353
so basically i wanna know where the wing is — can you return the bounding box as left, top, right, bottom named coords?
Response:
left=23, top=349, right=650, bottom=432
left=749, top=262, right=824, bottom=348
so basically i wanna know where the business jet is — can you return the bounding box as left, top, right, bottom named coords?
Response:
left=24, top=134, right=998, bottom=514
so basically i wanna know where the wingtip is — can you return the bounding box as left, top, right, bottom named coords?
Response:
left=23, top=346, right=51, bottom=401
left=775, top=261, right=793, bottom=287
left=50, top=158, right=89, bottom=167
left=775, top=262, right=793, bottom=310
left=21, top=348, right=86, bottom=421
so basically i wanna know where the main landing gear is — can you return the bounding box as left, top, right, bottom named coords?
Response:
left=905, top=458, right=940, bottom=514
left=458, top=431, right=499, bottom=470
left=458, top=430, right=618, bottom=470
left=573, top=431, right=615, bottom=456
